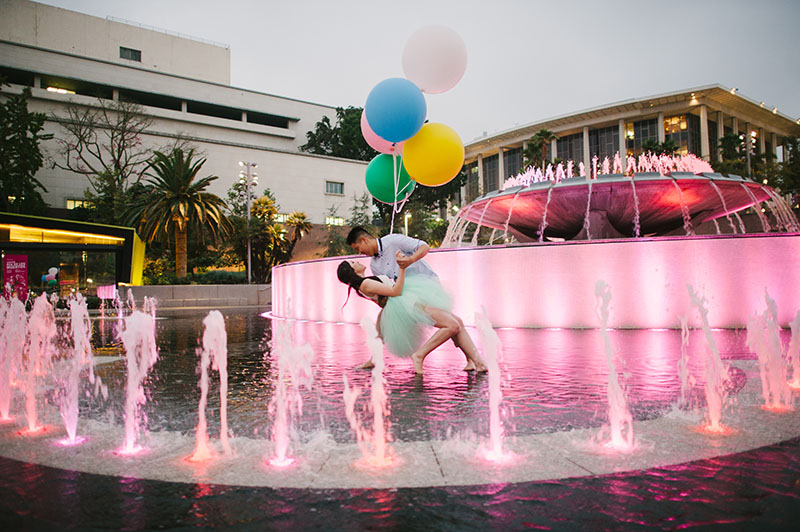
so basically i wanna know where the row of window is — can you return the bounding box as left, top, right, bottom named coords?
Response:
left=0, top=65, right=292, bottom=129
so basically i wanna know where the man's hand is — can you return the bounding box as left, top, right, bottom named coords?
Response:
left=396, top=250, right=412, bottom=269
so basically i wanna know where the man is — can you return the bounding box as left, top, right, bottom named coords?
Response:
left=346, top=226, right=485, bottom=374
left=346, top=226, right=436, bottom=281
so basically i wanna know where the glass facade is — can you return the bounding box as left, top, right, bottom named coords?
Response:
left=465, top=162, right=479, bottom=202
left=625, top=118, right=659, bottom=156
left=482, top=154, right=499, bottom=193
left=664, top=114, right=700, bottom=156
left=708, top=120, right=718, bottom=161
left=589, top=126, right=619, bottom=161
left=556, top=133, right=584, bottom=164
left=503, top=148, right=522, bottom=178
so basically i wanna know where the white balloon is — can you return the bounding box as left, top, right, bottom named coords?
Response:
left=402, top=26, right=467, bottom=94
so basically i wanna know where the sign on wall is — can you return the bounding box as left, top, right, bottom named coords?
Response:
left=3, top=254, right=29, bottom=301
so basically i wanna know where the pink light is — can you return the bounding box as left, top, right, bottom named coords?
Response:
left=268, top=456, right=295, bottom=468
left=115, top=445, right=145, bottom=456
left=354, top=454, right=399, bottom=470
left=56, top=436, right=87, bottom=446
left=0, top=415, right=15, bottom=423
left=17, top=425, right=47, bottom=436
left=480, top=447, right=515, bottom=464
left=187, top=446, right=214, bottom=463
left=761, top=404, right=794, bottom=413
left=696, top=424, right=734, bottom=436
left=788, top=379, right=800, bottom=391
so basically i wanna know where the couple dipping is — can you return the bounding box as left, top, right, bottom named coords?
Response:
left=337, top=226, right=487, bottom=375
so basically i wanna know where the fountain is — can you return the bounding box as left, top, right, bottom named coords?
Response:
left=119, top=310, right=159, bottom=454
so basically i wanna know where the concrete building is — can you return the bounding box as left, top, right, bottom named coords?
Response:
left=462, top=85, right=800, bottom=202
left=0, top=0, right=367, bottom=224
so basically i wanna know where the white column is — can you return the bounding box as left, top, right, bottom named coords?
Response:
left=731, top=117, right=738, bottom=135
left=699, top=105, right=710, bottom=161
left=498, top=148, right=505, bottom=183
left=112, top=88, right=119, bottom=101
left=618, top=119, right=627, bottom=172
left=716, top=111, right=724, bottom=162
left=477, top=153, right=485, bottom=195
left=181, top=100, right=188, bottom=113
left=744, top=122, right=752, bottom=176
left=242, top=111, right=248, bottom=122
left=582, top=126, right=591, bottom=175
left=771, top=132, right=778, bottom=160
left=657, top=111, right=665, bottom=143
left=758, top=128, right=765, bottom=155
left=550, top=139, right=557, bottom=163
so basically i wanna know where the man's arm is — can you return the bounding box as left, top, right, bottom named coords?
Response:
left=396, top=242, right=429, bottom=269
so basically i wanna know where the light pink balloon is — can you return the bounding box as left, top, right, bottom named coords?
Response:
left=402, top=26, right=467, bottom=94
left=361, top=110, right=404, bottom=155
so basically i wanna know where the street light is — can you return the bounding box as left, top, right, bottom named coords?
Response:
left=404, top=212, right=412, bottom=236
left=238, top=161, right=258, bottom=284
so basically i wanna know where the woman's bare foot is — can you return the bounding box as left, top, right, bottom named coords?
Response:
left=411, top=352, right=425, bottom=374
left=474, top=361, right=488, bottom=373
left=463, top=360, right=476, bottom=371
left=357, top=359, right=375, bottom=370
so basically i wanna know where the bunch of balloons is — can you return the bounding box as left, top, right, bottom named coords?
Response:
left=41, top=266, right=59, bottom=287
left=362, top=26, right=467, bottom=208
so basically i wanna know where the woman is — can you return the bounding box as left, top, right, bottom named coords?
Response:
left=336, top=254, right=486, bottom=374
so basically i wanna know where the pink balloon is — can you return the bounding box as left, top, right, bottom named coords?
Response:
left=46, top=273, right=56, bottom=282
left=402, top=26, right=467, bottom=94
left=361, top=110, right=404, bottom=155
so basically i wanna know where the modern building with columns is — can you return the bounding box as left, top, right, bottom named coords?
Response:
left=462, top=85, right=800, bottom=203
left=0, top=0, right=367, bottom=224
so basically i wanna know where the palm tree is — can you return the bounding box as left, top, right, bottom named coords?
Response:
left=282, top=211, right=312, bottom=260
left=127, top=148, right=232, bottom=278
left=523, top=129, right=558, bottom=169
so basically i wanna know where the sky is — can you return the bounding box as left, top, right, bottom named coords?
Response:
left=36, top=0, right=800, bottom=143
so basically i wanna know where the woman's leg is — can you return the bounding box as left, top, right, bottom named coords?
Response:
left=451, top=315, right=487, bottom=372
left=410, top=307, right=460, bottom=374
left=357, top=310, right=382, bottom=369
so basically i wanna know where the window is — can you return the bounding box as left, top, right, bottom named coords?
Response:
left=119, top=46, right=142, bottom=62
left=482, top=154, right=499, bottom=193
left=66, top=199, right=91, bottom=209
left=325, top=181, right=344, bottom=195
left=274, top=213, right=289, bottom=223
left=325, top=216, right=345, bottom=226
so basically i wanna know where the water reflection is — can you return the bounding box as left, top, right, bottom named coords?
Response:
left=85, top=311, right=764, bottom=444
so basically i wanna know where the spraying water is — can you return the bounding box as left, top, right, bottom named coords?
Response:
left=677, top=314, right=692, bottom=408
left=0, top=295, right=27, bottom=421
left=788, top=310, right=800, bottom=390
left=23, top=295, right=57, bottom=432
left=594, top=281, right=635, bottom=452
left=58, top=294, right=94, bottom=444
left=119, top=311, right=160, bottom=454
left=189, top=310, right=231, bottom=462
left=475, top=307, right=510, bottom=462
left=746, top=291, right=793, bottom=411
left=687, top=285, right=729, bottom=432
left=268, top=317, right=314, bottom=467
left=343, top=318, right=393, bottom=467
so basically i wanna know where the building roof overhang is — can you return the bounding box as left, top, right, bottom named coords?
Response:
left=465, top=84, right=800, bottom=159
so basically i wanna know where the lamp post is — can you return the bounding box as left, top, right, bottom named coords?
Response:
left=239, top=161, right=258, bottom=284
left=404, top=212, right=412, bottom=236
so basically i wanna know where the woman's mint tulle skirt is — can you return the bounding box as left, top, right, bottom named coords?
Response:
left=379, top=274, right=453, bottom=358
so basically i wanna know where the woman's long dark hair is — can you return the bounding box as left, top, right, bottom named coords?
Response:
left=337, top=261, right=379, bottom=309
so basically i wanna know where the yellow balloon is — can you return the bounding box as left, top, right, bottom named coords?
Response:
left=402, top=123, right=465, bottom=187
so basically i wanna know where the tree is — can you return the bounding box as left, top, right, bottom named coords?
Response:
left=0, top=83, right=52, bottom=214
left=54, top=98, right=154, bottom=224
left=780, top=137, right=800, bottom=193
left=641, top=138, right=678, bottom=156
left=126, top=148, right=231, bottom=278
left=715, top=133, right=746, bottom=176
left=523, top=129, right=558, bottom=169
left=300, top=106, right=376, bottom=161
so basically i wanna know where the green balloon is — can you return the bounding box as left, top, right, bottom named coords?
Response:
left=365, top=154, right=416, bottom=204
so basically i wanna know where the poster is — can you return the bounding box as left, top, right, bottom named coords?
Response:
left=3, top=254, right=28, bottom=301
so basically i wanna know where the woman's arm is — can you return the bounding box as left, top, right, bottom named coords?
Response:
left=360, top=258, right=406, bottom=298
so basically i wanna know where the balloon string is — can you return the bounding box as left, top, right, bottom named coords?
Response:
left=389, top=150, right=398, bottom=234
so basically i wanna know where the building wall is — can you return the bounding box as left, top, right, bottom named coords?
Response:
left=0, top=1, right=369, bottom=224
left=0, top=0, right=230, bottom=84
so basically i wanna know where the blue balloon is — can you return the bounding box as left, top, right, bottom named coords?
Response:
left=41, top=275, right=47, bottom=282
left=365, top=78, right=426, bottom=143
